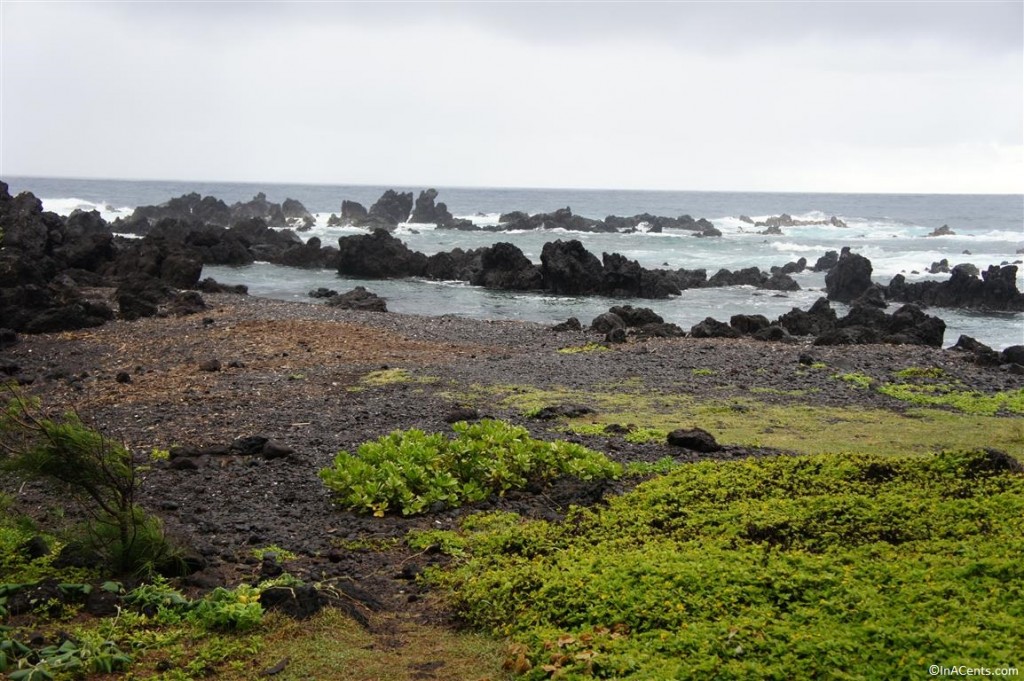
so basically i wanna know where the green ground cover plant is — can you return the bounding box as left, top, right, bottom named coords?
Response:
left=837, top=367, right=1024, bottom=416
left=0, top=578, right=273, bottom=679
left=319, top=420, right=622, bottom=516
left=457, top=383, right=1024, bottom=458
left=251, top=544, right=298, bottom=562
left=421, top=449, right=1024, bottom=679
left=557, top=342, right=610, bottom=355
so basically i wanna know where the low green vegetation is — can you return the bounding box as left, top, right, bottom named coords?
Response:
left=835, top=372, right=873, bottom=388
left=251, top=544, right=298, bottom=562
left=1, top=502, right=93, bottom=588
left=557, top=342, right=609, bottom=355
left=834, top=367, right=1024, bottom=416
left=319, top=420, right=622, bottom=516
left=420, top=449, right=1024, bottom=679
left=879, top=383, right=1024, bottom=415
left=691, top=368, right=716, bottom=376
left=1, top=636, right=132, bottom=680
left=215, top=609, right=513, bottom=681
left=0, top=575, right=273, bottom=679
left=1, top=560, right=510, bottom=680
left=749, top=387, right=815, bottom=397
left=458, top=383, right=1024, bottom=459
left=362, top=368, right=415, bottom=385
left=347, top=368, right=439, bottom=393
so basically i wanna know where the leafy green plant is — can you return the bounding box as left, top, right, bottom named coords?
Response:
left=0, top=636, right=131, bottom=679
left=0, top=391, right=182, bottom=576
left=187, top=586, right=263, bottom=632
left=124, top=575, right=190, bottom=620
left=319, top=420, right=622, bottom=516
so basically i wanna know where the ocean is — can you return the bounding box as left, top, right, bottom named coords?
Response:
left=5, top=176, right=1023, bottom=350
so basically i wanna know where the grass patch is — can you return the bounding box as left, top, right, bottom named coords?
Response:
left=215, top=609, right=513, bottom=681
left=349, top=368, right=439, bottom=391
left=749, top=387, right=817, bottom=397
left=691, top=368, right=716, bottom=376
left=362, top=368, right=415, bottom=385
left=465, top=383, right=1024, bottom=459
left=835, top=372, right=873, bottom=389
left=2, top=567, right=511, bottom=681
left=833, top=366, right=1024, bottom=416
left=557, top=342, right=609, bottom=355
left=878, top=384, right=1024, bottom=416
left=424, top=449, right=1024, bottom=679
left=251, top=544, right=298, bottom=562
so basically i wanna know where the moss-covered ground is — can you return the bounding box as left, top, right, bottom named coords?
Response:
left=452, top=371, right=1024, bottom=459
left=417, top=449, right=1024, bottom=679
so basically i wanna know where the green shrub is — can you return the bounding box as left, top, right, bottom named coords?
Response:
left=0, top=391, right=182, bottom=577
left=319, top=420, right=622, bottom=516
left=425, top=449, right=1024, bottom=679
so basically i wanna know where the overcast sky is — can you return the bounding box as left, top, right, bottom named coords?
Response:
left=1, top=1, right=1021, bottom=193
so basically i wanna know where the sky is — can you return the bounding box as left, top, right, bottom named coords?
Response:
left=1, top=1, right=1021, bottom=194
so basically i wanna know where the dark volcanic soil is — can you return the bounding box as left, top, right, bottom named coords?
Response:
left=2, top=293, right=1020, bottom=620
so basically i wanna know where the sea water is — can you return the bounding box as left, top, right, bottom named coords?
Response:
left=5, top=176, right=1023, bottom=350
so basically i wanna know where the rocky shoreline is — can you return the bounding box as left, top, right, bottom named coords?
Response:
left=3, top=182, right=1022, bottom=344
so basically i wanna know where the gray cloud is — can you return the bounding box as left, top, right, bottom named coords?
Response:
left=100, top=1, right=1024, bottom=52
left=1, top=0, right=1020, bottom=192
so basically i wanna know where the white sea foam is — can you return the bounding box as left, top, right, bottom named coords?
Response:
left=459, top=212, right=502, bottom=227
left=768, top=241, right=824, bottom=254
left=40, top=196, right=132, bottom=222
left=394, top=221, right=437, bottom=236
